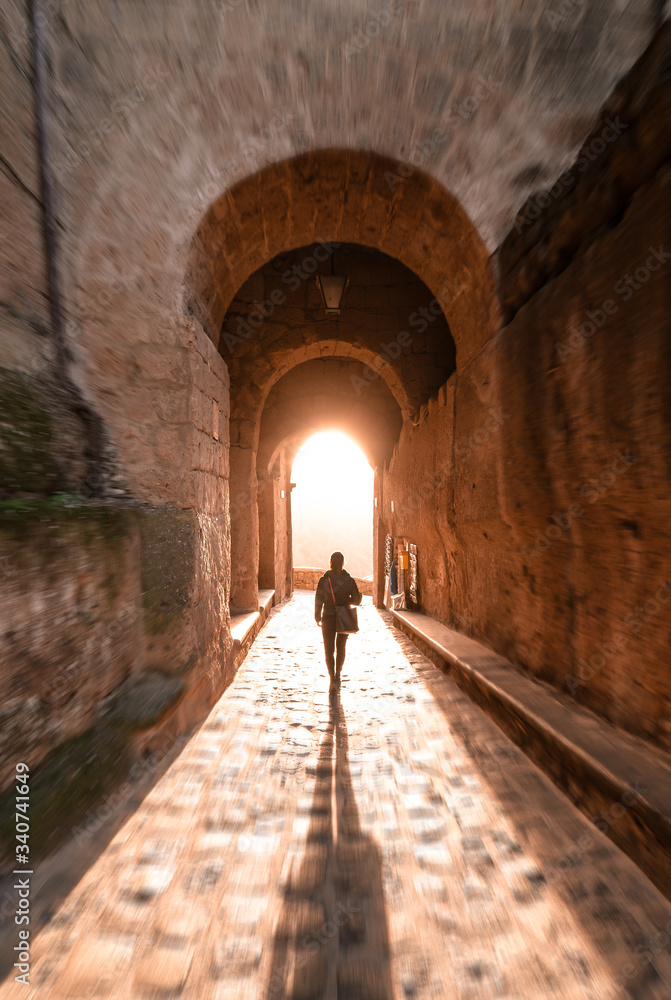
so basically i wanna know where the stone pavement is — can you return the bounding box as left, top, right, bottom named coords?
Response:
left=3, top=592, right=671, bottom=999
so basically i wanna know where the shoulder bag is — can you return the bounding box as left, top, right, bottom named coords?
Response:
left=328, top=575, right=359, bottom=634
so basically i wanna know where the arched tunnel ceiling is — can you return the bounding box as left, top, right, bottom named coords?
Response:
left=181, top=4, right=655, bottom=322
left=51, top=2, right=657, bottom=361
left=258, top=358, right=404, bottom=474
left=223, top=243, right=456, bottom=435
left=186, top=151, right=500, bottom=369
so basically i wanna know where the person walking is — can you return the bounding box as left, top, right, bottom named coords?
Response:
left=315, top=551, right=362, bottom=692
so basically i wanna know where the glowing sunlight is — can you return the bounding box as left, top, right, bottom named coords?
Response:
left=291, top=431, right=374, bottom=579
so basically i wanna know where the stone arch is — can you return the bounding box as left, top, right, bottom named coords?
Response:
left=185, top=150, right=500, bottom=370
left=224, top=238, right=454, bottom=611
left=257, top=358, right=403, bottom=476
left=197, top=152, right=499, bottom=612
left=261, top=417, right=381, bottom=480
left=232, top=339, right=414, bottom=447
left=228, top=342, right=406, bottom=611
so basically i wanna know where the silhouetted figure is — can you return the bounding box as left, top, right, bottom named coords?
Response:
left=315, top=552, right=362, bottom=692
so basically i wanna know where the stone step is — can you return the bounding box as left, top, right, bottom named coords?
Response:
left=258, top=589, right=275, bottom=614
left=231, top=611, right=260, bottom=643
left=231, top=588, right=276, bottom=669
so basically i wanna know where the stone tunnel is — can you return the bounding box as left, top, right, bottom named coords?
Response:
left=1, top=0, right=671, bottom=996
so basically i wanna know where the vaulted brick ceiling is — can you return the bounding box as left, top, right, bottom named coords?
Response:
left=186, top=151, right=498, bottom=373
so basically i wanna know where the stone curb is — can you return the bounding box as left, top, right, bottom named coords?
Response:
left=231, top=588, right=276, bottom=668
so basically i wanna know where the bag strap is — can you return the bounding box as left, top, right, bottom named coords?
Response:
left=328, top=574, right=337, bottom=608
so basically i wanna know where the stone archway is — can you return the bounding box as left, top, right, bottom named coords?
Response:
left=255, top=357, right=402, bottom=601
left=257, top=358, right=403, bottom=476
left=185, top=150, right=500, bottom=369
left=220, top=245, right=463, bottom=611
left=184, top=151, right=500, bottom=612
left=226, top=330, right=419, bottom=613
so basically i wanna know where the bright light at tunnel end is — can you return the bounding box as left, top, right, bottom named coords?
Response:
left=291, top=432, right=375, bottom=578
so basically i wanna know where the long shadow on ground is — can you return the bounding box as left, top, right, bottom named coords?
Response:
left=263, top=693, right=393, bottom=1000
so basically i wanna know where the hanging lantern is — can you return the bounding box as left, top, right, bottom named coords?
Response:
left=316, top=252, right=348, bottom=315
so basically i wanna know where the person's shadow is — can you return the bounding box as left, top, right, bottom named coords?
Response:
left=264, top=693, right=393, bottom=999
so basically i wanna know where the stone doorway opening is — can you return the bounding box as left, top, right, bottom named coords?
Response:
left=291, top=430, right=375, bottom=588
left=226, top=239, right=457, bottom=615
left=184, top=150, right=497, bottom=618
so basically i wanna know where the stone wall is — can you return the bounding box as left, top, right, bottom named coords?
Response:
left=0, top=315, right=233, bottom=864
left=0, top=499, right=235, bottom=864
left=0, top=504, right=140, bottom=794
left=0, top=2, right=242, bottom=868
left=294, top=567, right=373, bottom=597
left=0, top=1, right=51, bottom=378
left=381, top=34, right=671, bottom=752
left=258, top=446, right=293, bottom=604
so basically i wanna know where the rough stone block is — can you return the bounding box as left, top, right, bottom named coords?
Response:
left=106, top=672, right=184, bottom=729
left=53, top=932, right=136, bottom=997
left=139, top=508, right=199, bottom=674
left=0, top=369, right=63, bottom=495
left=134, top=940, right=193, bottom=995
left=0, top=722, right=130, bottom=865
left=0, top=503, right=140, bottom=792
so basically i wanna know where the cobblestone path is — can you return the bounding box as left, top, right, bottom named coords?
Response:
left=3, top=593, right=671, bottom=999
